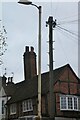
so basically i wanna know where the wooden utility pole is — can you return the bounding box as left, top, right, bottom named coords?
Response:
left=46, top=16, right=56, bottom=120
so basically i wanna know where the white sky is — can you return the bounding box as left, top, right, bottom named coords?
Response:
left=0, top=1, right=79, bottom=83
left=1, top=0, right=79, bottom=2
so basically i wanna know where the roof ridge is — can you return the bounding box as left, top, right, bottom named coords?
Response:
left=12, top=64, right=70, bottom=87
left=54, top=64, right=70, bottom=71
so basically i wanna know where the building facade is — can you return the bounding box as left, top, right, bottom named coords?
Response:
left=0, top=76, right=7, bottom=120
left=5, top=46, right=80, bottom=120
left=0, top=76, right=17, bottom=120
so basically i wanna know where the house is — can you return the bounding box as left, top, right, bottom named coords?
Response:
left=5, top=46, right=80, bottom=120
left=0, top=76, right=16, bottom=120
left=0, top=76, right=7, bottom=120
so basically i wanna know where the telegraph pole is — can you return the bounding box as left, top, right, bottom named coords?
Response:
left=46, top=16, right=56, bottom=119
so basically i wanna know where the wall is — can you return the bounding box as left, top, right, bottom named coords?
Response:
left=54, top=66, right=80, bottom=118
left=0, top=87, right=7, bottom=120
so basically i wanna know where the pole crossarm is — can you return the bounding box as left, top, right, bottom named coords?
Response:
left=46, top=17, right=57, bottom=28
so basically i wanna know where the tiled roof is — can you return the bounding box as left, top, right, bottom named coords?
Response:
left=0, top=76, right=17, bottom=97
left=7, top=64, right=79, bottom=104
left=5, top=83, right=16, bottom=96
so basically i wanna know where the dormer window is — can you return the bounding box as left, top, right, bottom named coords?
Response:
left=22, top=99, right=33, bottom=112
left=60, top=95, right=79, bottom=111
left=10, top=104, right=16, bottom=115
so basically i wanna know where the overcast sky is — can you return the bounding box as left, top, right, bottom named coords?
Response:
left=0, top=0, right=79, bottom=83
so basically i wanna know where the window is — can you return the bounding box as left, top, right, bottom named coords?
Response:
left=22, top=99, right=33, bottom=112
left=74, top=97, right=78, bottom=110
left=60, top=96, right=67, bottom=109
left=60, top=95, right=79, bottom=111
left=10, top=104, right=16, bottom=115
left=68, top=97, right=73, bottom=110
left=78, top=97, right=80, bottom=110
left=2, top=100, right=5, bottom=114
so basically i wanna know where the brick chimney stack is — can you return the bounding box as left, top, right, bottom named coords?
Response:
left=23, top=46, right=37, bottom=80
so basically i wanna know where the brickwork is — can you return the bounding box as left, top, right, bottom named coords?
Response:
left=54, top=66, right=80, bottom=117
left=23, top=46, right=37, bottom=80
left=7, top=64, right=80, bottom=119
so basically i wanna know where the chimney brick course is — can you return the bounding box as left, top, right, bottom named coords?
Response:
left=23, top=46, right=37, bottom=80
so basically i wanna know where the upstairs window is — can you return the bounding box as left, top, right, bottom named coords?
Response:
left=22, top=99, right=33, bottom=112
left=68, top=97, right=73, bottom=110
left=74, top=97, right=78, bottom=110
left=78, top=97, right=80, bottom=110
left=60, top=96, right=67, bottom=110
left=10, top=104, right=16, bottom=115
left=60, top=95, right=79, bottom=111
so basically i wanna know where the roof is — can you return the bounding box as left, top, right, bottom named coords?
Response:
left=0, top=76, right=17, bottom=97
left=7, top=64, right=79, bottom=104
left=5, top=83, right=16, bottom=96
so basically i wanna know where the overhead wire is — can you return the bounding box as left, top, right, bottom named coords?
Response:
left=56, top=25, right=78, bottom=38
left=55, top=29, right=69, bottom=63
left=57, top=19, right=79, bottom=25
left=56, top=11, right=80, bottom=25
left=56, top=27, right=79, bottom=46
left=53, top=1, right=59, bottom=18
left=56, top=33, right=78, bottom=69
left=55, top=28, right=78, bottom=70
left=49, top=2, right=78, bottom=67
left=51, top=3, right=78, bottom=72
left=58, top=13, right=79, bottom=22
left=50, top=0, right=53, bottom=15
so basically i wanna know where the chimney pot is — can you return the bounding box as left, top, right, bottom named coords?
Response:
left=8, top=77, right=10, bottom=82
left=2, top=76, right=7, bottom=86
left=31, top=46, right=34, bottom=52
left=25, top=46, right=29, bottom=52
left=11, top=77, right=13, bottom=82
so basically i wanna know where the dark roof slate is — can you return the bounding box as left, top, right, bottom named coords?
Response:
left=0, top=76, right=17, bottom=97
left=7, top=64, right=79, bottom=104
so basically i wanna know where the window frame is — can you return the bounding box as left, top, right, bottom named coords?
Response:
left=67, top=96, right=73, bottom=110
left=22, top=99, right=33, bottom=112
left=60, top=95, right=67, bottom=110
left=74, top=97, right=78, bottom=110
left=2, top=100, right=5, bottom=114
left=10, top=103, right=16, bottom=115
left=60, top=95, right=79, bottom=111
left=78, top=97, right=80, bottom=111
